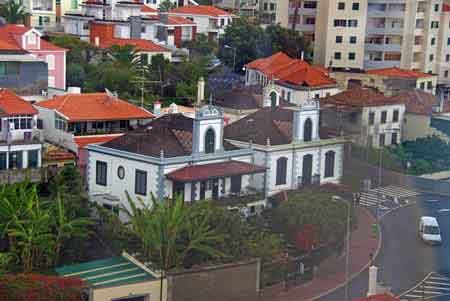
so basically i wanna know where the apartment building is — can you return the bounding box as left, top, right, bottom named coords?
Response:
left=276, top=0, right=450, bottom=89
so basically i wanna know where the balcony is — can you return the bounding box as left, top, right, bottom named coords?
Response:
left=366, top=26, right=403, bottom=35
left=365, top=43, right=401, bottom=52
left=364, top=59, right=400, bottom=69
left=32, top=0, right=53, bottom=11
left=289, top=7, right=316, bottom=15
left=368, top=10, right=405, bottom=18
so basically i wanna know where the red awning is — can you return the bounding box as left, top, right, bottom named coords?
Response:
left=166, top=160, right=266, bottom=182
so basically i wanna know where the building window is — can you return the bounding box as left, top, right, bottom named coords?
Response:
left=96, top=161, right=107, bottom=186
left=379, top=133, right=386, bottom=147
left=0, top=62, right=5, bottom=76
left=28, top=150, right=38, bottom=168
left=204, top=128, right=215, bottom=154
left=303, top=118, right=313, bottom=142
left=230, top=175, right=242, bottom=193
left=349, top=36, right=357, bottom=44
left=276, top=157, right=287, bottom=186
left=393, top=110, right=399, bottom=122
left=140, top=53, right=148, bottom=65
left=9, top=151, right=22, bottom=169
left=427, top=81, right=433, bottom=90
left=352, top=2, right=359, bottom=10
left=55, top=113, right=67, bottom=131
left=135, top=169, right=147, bottom=196
left=8, top=115, right=33, bottom=130
left=348, top=19, right=358, bottom=27
left=324, top=151, right=335, bottom=178
left=334, top=52, right=342, bottom=60
left=287, top=91, right=291, bottom=102
left=334, top=19, right=347, bottom=27
left=446, top=54, right=450, bottom=62
left=429, top=54, right=434, bottom=62
left=71, top=0, right=78, bottom=9
left=435, top=4, right=440, bottom=12
left=83, top=22, right=89, bottom=30
left=420, top=82, right=425, bottom=90
left=46, top=55, right=55, bottom=70
left=369, top=112, right=375, bottom=125
left=391, top=132, right=398, bottom=145
left=431, top=37, right=436, bottom=46
left=381, top=111, right=387, bottom=124
left=336, top=35, right=343, bottom=43
left=348, top=52, right=356, bottom=60
left=431, top=21, right=439, bottom=29
left=117, top=166, right=125, bottom=180
left=445, top=71, right=449, bottom=78
left=270, top=91, right=277, bottom=107
left=0, top=152, right=6, bottom=170
left=337, top=2, right=345, bottom=10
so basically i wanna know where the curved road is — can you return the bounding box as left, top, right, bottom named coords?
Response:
left=319, top=193, right=450, bottom=301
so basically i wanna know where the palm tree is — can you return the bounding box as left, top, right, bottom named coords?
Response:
left=107, top=44, right=141, bottom=70
left=0, top=0, right=29, bottom=24
left=123, top=194, right=223, bottom=301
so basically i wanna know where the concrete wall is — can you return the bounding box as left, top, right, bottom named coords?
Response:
left=92, top=278, right=166, bottom=301
left=167, top=259, right=260, bottom=301
left=0, top=61, right=47, bottom=96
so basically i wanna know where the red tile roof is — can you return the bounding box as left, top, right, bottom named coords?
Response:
left=444, top=4, right=450, bottom=12
left=389, top=90, right=438, bottom=115
left=166, top=160, right=266, bottom=182
left=168, top=15, right=196, bottom=25
left=35, top=93, right=154, bottom=121
left=0, top=24, right=66, bottom=51
left=97, top=37, right=171, bottom=52
left=367, top=67, right=433, bottom=79
left=141, top=4, right=157, bottom=13
left=74, top=134, right=124, bottom=149
left=0, top=89, right=38, bottom=116
left=245, top=52, right=336, bottom=87
left=169, top=5, right=232, bottom=17
left=321, top=88, right=403, bottom=109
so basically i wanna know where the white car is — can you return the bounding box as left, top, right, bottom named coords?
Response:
left=419, top=216, right=442, bottom=245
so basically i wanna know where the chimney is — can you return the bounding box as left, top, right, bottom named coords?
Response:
left=153, top=100, right=161, bottom=116
left=94, top=36, right=100, bottom=47
left=67, top=87, right=81, bottom=94
left=197, top=77, right=205, bottom=106
left=367, top=265, right=378, bottom=297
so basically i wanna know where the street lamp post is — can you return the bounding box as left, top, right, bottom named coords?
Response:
left=224, top=44, right=236, bottom=71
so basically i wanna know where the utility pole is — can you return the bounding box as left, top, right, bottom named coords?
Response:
left=344, top=199, right=351, bottom=301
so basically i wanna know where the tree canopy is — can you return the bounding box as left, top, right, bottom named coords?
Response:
left=0, top=0, right=29, bottom=24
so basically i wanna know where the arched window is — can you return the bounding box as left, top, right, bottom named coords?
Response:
left=276, top=157, right=288, bottom=185
left=304, top=118, right=313, bottom=142
left=205, top=128, right=215, bottom=154
left=324, top=151, right=335, bottom=178
left=270, top=91, right=277, bottom=107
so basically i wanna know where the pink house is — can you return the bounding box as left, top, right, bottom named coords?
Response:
left=0, top=24, right=67, bottom=90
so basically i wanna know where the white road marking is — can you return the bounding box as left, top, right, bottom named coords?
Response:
left=429, top=276, right=450, bottom=281
left=426, top=199, right=439, bottom=203
left=438, top=209, right=450, bottom=213
left=423, top=285, right=450, bottom=291
left=425, top=281, right=450, bottom=286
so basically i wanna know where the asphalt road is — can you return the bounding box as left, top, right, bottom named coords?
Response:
left=319, top=193, right=450, bottom=301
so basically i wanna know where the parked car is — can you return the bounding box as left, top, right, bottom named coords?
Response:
left=419, top=216, right=442, bottom=245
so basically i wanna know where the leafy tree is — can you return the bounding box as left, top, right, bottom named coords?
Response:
left=0, top=0, right=29, bottom=24
left=159, top=0, right=176, bottom=12
left=107, top=44, right=141, bottom=70
left=184, top=33, right=217, bottom=58
left=265, top=24, right=312, bottom=60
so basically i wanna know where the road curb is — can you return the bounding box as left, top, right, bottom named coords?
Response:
left=310, top=207, right=383, bottom=300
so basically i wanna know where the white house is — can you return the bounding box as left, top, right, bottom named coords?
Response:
left=0, top=89, right=42, bottom=177
left=85, top=105, right=268, bottom=214
left=321, top=88, right=406, bottom=148
left=168, top=5, right=233, bottom=40
left=224, top=97, right=345, bottom=196
left=245, top=52, right=341, bottom=106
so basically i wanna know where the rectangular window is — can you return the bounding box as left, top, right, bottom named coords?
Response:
left=446, top=54, right=450, bottom=62
left=445, top=71, right=449, bottom=78
left=0, top=152, right=6, bottom=170
left=334, top=19, right=347, bottom=27
left=435, top=4, right=440, bottom=12
left=96, top=161, right=107, bottom=186
left=140, top=53, right=148, bottom=65
left=28, top=150, right=38, bottom=168
left=379, top=133, right=385, bottom=147
left=287, top=91, right=291, bottom=102
left=420, top=82, right=425, bottom=90
left=349, top=36, right=357, bottom=44
left=448, top=38, right=450, bottom=45
left=135, top=169, right=147, bottom=196
left=427, top=81, right=433, bottom=90
left=369, top=112, right=375, bottom=125
left=0, top=62, right=5, bottom=75
left=337, top=2, right=345, bottom=10
left=334, top=52, right=341, bottom=60
left=393, top=110, right=399, bottom=122
left=71, top=0, right=78, bottom=9
left=429, top=54, right=434, bottom=62
left=391, top=132, right=398, bottom=145
left=46, top=55, right=55, bottom=70
left=431, top=21, right=439, bottom=29
left=352, top=2, right=359, bottom=10
left=381, top=111, right=387, bottom=124
left=348, top=19, right=358, bottom=27
left=9, top=151, right=22, bottom=169
left=336, top=35, right=343, bottom=43
left=431, top=37, right=436, bottom=45
left=348, top=52, right=356, bottom=60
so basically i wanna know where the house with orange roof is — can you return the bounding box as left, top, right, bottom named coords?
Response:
left=245, top=52, right=341, bottom=106
left=0, top=24, right=67, bottom=93
left=168, top=5, right=233, bottom=40
left=34, top=90, right=154, bottom=170
left=0, top=89, right=42, bottom=182
left=63, top=1, right=197, bottom=50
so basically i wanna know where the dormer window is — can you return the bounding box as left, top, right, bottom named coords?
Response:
left=28, top=33, right=36, bottom=45
left=205, top=128, right=215, bottom=154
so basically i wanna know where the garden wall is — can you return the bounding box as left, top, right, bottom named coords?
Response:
left=166, top=259, right=260, bottom=301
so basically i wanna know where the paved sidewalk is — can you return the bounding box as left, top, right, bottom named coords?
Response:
left=263, top=207, right=380, bottom=301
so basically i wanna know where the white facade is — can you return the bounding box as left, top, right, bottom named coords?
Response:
left=167, top=12, right=232, bottom=37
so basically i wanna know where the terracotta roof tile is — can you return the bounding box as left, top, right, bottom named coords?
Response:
left=321, top=88, right=403, bottom=109
left=169, top=5, right=232, bottom=17
left=245, top=52, right=336, bottom=87
left=74, top=134, right=124, bottom=149
left=166, top=160, right=266, bottom=182
left=389, top=90, right=438, bottom=115
left=0, top=24, right=66, bottom=51
left=97, top=38, right=170, bottom=52
left=0, top=89, right=38, bottom=116
left=168, top=15, right=196, bottom=25
left=35, top=93, right=154, bottom=121
left=141, top=4, right=157, bottom=13
left=367, top=67, right=433, bottom=79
